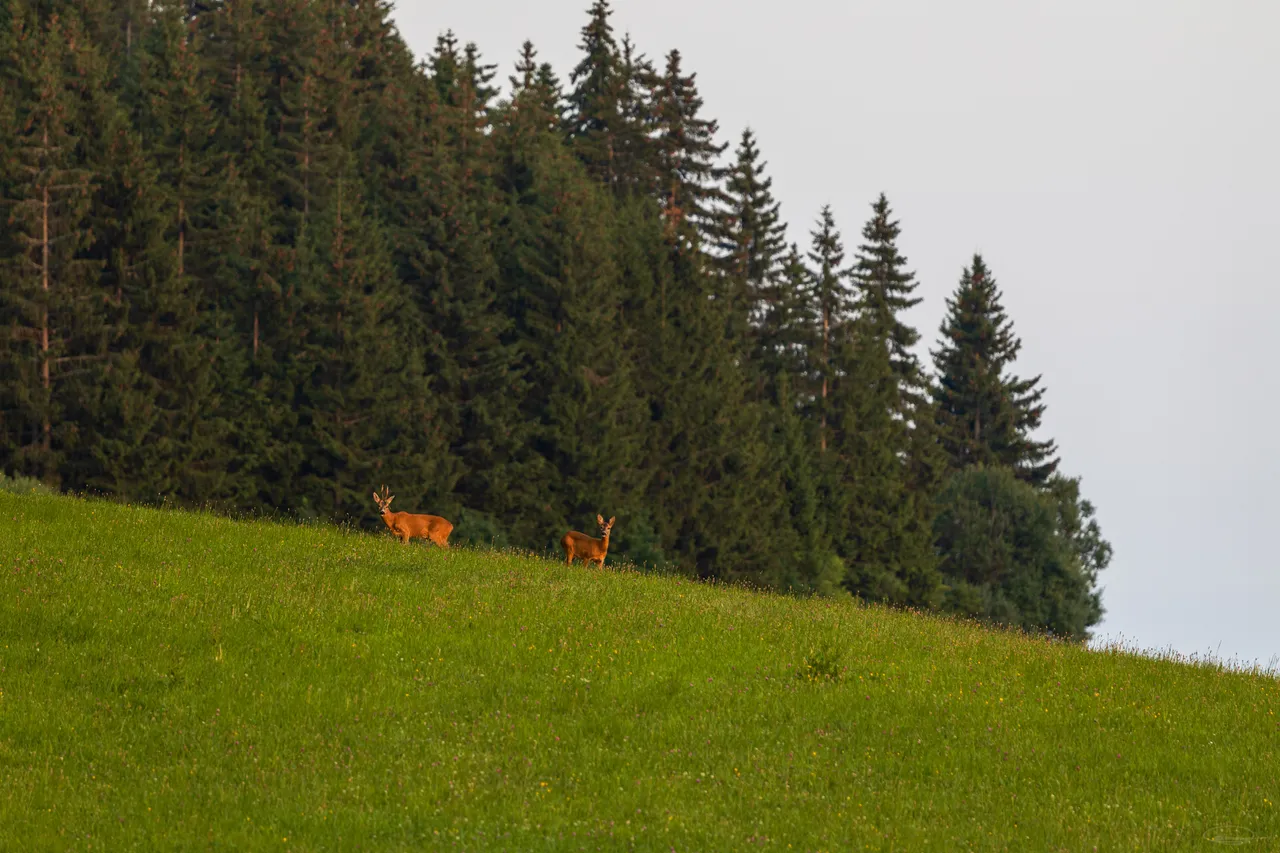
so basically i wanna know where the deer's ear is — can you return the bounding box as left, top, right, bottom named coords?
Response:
left=372, top=491, right=379, bottom=502
left=597, top=514, right=604, bottom=525
left=608, top=516, right=616, bottom=526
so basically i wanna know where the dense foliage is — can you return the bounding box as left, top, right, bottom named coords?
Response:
left=0, top=0, right=1108, bottom=637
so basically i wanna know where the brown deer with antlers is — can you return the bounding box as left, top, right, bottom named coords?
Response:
left=560, top=514, right=615, bottom=568
left=372, top=485, right=453, bottom=548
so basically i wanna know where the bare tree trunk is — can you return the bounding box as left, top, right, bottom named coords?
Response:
left=177, top=198, right=185, bottom=275
left=40, top=138, right=51, bottom=453
left=820, top=305, right=829, bottom=453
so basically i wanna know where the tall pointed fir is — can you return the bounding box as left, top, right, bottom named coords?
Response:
left=564, top=1, right=654, bottom=195
left=756, top=243, right=818, bottom=403
left=712, top=128, right=788, bottom=374
left=804, top=206, right=855, bottom=453
left=491, top=41, right=646, bottom=547
left=626, top=48, right=791, bottom=585
left=291, top=164, right=444, bottom=521
left=107, top=0, right=238, bottom=505
left=649, top=49, right=726, bottom=249
left=196, top=0, right=283, bottom=510
left=852, top=193, right=927, bottom=405
left=406, top=34, right=530, bottom=534
left=0, top=9, right=108, bottom=484
left=932, top=254, right=1059, bottom=485
left=849, top=193, right=945, bottom=601
left=70, top=44, right=210, bottom=501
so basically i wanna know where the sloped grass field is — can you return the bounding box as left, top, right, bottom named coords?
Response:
left=1, top=493, right=1276, bottom=851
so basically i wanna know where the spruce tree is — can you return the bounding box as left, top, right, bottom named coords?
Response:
left=622, top=67, right=789, bottom=583
left=195, top=0, right=281, bottom=509
left=565, top=1, right=654, bottom=194
left=291, top=167, right=444, bottom=520
left=713, top=128, right=788, bottom=372
left=0, top=9, right=108, bottom=483
left=804, top=206, right=855, bottom=453
left=492, top=47, right=646, bottom=545
left=932, top=254, right=1059, bottom=485
left=849, top=193, right=945, bottom=599
left=756, top=243, right=817, bottom=404
left=649, top=49, right=726, bottom=248
left=404, top=35, right=527, bottom=530
left=95, top=0, right=238, bottom=504
left=852, top=193, right=927, bottom=405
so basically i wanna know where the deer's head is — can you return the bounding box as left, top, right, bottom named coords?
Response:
left=372, top=485, right=395, bottom=515
left=597, top=514, right=615, bottom=538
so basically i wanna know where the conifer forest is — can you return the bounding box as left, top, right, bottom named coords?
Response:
left=0, top=0, right=1111, bottom=639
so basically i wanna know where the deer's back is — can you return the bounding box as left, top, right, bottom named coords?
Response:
left=391, top=511, right=447, bottom=537
left=562, top=530, right=605, bottom=553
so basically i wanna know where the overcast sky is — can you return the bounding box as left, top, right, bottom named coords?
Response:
left=390, top=0, right=1280, bottom=668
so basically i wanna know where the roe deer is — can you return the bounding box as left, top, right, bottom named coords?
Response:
left=372, top=485, right=452, bottom=548
left=560, top=514, right=615, bottom=568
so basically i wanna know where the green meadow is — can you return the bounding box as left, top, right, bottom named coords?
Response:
left=1, top=491, right=1276, bottom=851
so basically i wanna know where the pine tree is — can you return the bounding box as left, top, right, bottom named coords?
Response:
left=613, top=35, right=656, bottom=195
left=755, top=243, right=817, bottom=404
left=712, top=128, right=788, bottom=372
left=291, top=167, right=444, bottom=520
left=932, top=254, right=1059, bottom=485
left=804, top=206, right=855, bottom=453
left=768, top=370, right=840, bottom=595
left=0, top=9, right=108, bottom=483
left=819, top=312, right=907, bottom=602
left=402, top=35, right=527, bottom=530
left=649, top=49, right=726, bottom=248
left=848, top=193, right=944, bottom=601
left=620, top=120, right=787, bottom=583
left=852, top=193, right=927, bottom=405
left=492, top=47, right=646, bottom=544
left=565, top=1, right=654, bottom=194
left=100, top=0, right=238, bottom=504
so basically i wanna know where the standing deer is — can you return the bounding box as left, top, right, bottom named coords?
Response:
left=560, top=514, right=615, bottom=568
left=372, top=485, right=453, bottom=548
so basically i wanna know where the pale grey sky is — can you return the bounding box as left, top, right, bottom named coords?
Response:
left=391, top=1, right=1280, bottom=667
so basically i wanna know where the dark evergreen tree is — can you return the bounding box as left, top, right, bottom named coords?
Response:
left=849, top=192, right=945, bottom=600
left=492, top=49, right=646, bottom=545
left=713, top=127, right=788, bottom=372
left=407, top=34, right=528, bottom=529
left=649, top=49, right=726, bottom=248
left=852, top=193, right=926, bottom=404
left=565, top=1, right=654, bottom=194
left=291, top=168, right=444, bottom=520
left=932, top=255, right=1059, bottom=485
left=804, top=206, right=855, bottom=453
left=196, top=0, right=285, bottom=509
left=768, top=370, right=841, bottom=595
left=934, top=465, right=1102, bottom=639
left=0, top=9, right=108, bottom=484
left=100, top=0, right=237, bottom=504
left=755, top=243, right=817, bottom=404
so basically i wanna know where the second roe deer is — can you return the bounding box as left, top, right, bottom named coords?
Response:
left=372, top=485, right=452, bottom=548
left=560, top=514, right=615, bottom=568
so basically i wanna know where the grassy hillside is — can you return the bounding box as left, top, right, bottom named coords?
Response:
left=1, top=493, right=1276, bottom=851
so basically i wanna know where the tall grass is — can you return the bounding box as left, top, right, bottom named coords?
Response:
left=1, top=492, right=1276, bottom=850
